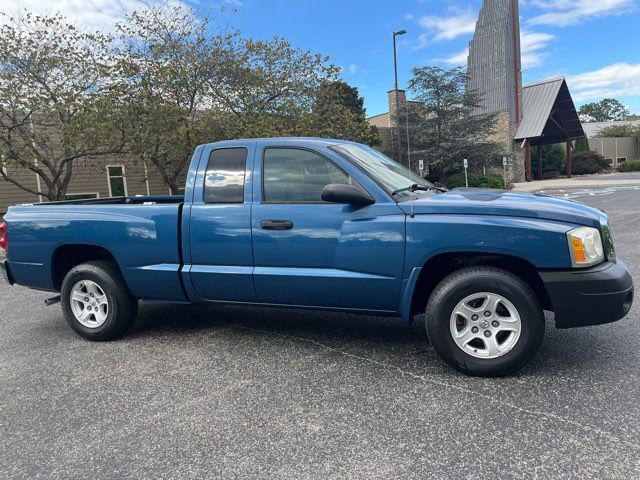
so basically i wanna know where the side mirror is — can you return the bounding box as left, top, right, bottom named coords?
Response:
left=321, top=184, right=375, bottom=206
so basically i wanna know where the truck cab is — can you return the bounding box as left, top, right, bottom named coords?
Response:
left=1, top=138, right=634, bottom=376
left=185, top=138, right=406, bottom=313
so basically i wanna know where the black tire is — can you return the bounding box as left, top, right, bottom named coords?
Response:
left=426, top=267, right=544, bottom=377
left=61, top=261, right=138, bottom=341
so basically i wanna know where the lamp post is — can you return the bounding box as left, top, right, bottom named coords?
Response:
left=393, top=29, right=406, bottom=164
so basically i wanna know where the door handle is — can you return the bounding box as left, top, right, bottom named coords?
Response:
left=260, top=219, right=294, bottom=230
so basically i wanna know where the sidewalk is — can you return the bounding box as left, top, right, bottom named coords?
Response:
left=513, top=173, right=640, bottom=192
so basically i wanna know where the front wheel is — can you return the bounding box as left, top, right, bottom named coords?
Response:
left=61, top=261, right=138, bottom=341
left=426, top=267, right=545, bottom=377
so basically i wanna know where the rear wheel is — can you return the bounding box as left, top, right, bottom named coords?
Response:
left=61, top=261, right=137, bottom=341
left=426, top=267, right=544, bottom=377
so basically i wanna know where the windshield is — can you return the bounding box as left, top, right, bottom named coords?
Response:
left=330, top=143, right=431, bottom=199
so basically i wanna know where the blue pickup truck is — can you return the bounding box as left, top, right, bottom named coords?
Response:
left=0, top=138, right=634, bottom=376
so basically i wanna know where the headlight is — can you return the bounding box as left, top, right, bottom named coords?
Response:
left=567, top=226, right=604, bottom=267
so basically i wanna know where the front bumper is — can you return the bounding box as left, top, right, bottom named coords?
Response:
left=1, top=260, right=14, bottom=285
left=540, top=260, right=633, bottom=328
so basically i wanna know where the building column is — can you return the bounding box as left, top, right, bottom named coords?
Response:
left=537, top=145, right=543, bottom=180
left=525, top=141, right=532, bottom=182
left=566, top=140, right=573, bottom=178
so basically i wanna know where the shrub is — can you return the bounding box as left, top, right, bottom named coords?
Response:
left=574, top=137, right=590, bottom=153
left=570, top=151, right=610, bottom=175
left=444, top=172, right=505, bottom=189
left=618, top=160, right=640, bottom=172
left=532, top=144, right=565, bottom=178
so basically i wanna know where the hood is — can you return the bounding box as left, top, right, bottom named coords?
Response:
left=398, top=188, right=603, bottom=227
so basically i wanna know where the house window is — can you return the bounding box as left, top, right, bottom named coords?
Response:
left=65, top=193, right=99, bottom=200
left=617, top=157, right=627, bottom=164
left=107, top=165, right=127, bottom=197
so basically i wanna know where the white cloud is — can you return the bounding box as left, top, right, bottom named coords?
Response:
left=436, top=48, right=469, bottom=66
left=528, top=0, right=636, bottom=27
left=414, top=6, right=477, bottom=46
left=567, top=62, right=640, bottom=101
left=2, top=0, right=189, bottom=32
left=345, top=63, right=368, bottom=76
left=520, top=30, right=555, bottom=68
left=436, top=30, right=554, bottom=69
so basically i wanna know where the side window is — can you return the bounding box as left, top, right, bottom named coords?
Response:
left=263, top=148, right=350, bottom=203
left=107, top=165, right=127, bottom=197
left=204, top=148, right=247, bottom=203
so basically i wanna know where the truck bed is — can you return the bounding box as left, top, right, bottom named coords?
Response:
left=4, top=199, right=187, bottom=302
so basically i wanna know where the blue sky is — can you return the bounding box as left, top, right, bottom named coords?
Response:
left=228, top=0, right=640, bottom=116
left=6, top=0, right=640, bottom=117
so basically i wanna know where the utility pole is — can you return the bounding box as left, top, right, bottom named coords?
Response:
left=405, top=101, right=412, bottom=172
left=393, top=29, right=406, bottom=164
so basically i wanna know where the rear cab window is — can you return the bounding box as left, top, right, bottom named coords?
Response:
left=203, top=148, right=248, bottom=203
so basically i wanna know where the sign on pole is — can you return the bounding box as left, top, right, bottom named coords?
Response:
left=418, top=159, right=424, bottom=177
left=463, top=158, right=468, bottom=187
left=502, top=156, right=508, bottom=188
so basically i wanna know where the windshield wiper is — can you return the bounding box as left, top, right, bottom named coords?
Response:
left=412, top=182, right=449, bottom=193
left=391, top=183, right=447, bottom=196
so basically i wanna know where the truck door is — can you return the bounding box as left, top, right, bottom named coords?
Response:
left=188, top=144, right=257, bottom=302
left=251, top=145, right=405, bottom=312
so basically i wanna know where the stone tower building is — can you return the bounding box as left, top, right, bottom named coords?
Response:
left=467, top=0, right=526, bottom=181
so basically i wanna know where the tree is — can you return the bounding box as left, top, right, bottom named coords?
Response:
left=405, top=66, right=505, bottom=180
left=209, top=36, right=341, bottom=139
left=116, top=3, right=345, bottom=193
left=307, top=81, right=379, bottom=146
left=0, top=12, right=125, bottom=200
left=596, top=123, right=640, bottom=138
left=578, top=99, right=630, bottom=122
left=116, top=4, right=233, bottom=194
left=0, top=5, right=379, bottom=198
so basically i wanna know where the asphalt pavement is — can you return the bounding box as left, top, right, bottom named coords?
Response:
left=1, top=189, right=640, bottom=479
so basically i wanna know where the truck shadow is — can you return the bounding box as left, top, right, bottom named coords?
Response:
left=129, top=302, right=633, bottom=376
left=131, top=301, right=428, bottom=352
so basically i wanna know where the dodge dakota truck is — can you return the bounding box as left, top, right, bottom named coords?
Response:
left=0, top=138, right=634, bottom=376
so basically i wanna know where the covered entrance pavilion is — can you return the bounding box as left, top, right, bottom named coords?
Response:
left=514, top=78, right=585, bottom=181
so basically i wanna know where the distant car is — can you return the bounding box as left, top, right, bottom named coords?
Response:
left=1, top=138, right=634, bottom=376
